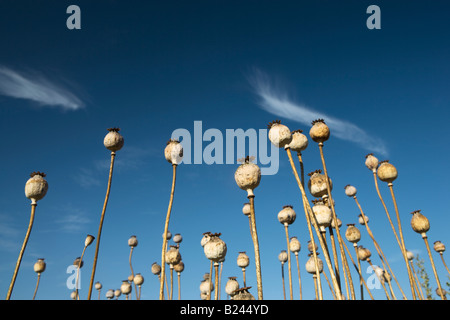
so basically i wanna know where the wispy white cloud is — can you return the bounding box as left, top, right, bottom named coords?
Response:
left=248, top=68, right=388, bottom=156
left=0, top=66, right=85, bottom=110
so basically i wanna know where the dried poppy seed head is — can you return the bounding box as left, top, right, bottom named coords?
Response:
left=268, top=120, right=292, bottom=148
left=267, top=120, right=281, bottom=129
left=305, top=253, right=323, bottom=274
left=434, top=241, right=446, bottom=253
left=365, top=153, right=379, bottom=172
left=231, top=286, right=255, bottom=300
left=242, top=203, right=251, bottom=216
left=308, top=170, right=333, bottom=198
left=173, top=233, right=183, bottom=244
left=34, top=258, right=46, bottom=274
left=278, top=250, right=288, bottom=264
left=406, top=250, right=414, bottom=261
left=225, top=277, right=240, bottom=296
left=204, top=234, right=227, bottom=262
left=151, top=262, right=161, bottom=275
left=166, top=246, right=182, bottom=265
left=173, top=261, right=185, bottom=273
left=237, top=252, right=250, bottom=268
left=309, top=119, right=330, bottom=143
left=277, top=205, right=296, bottom=226
left=134, top=273, right=144, bottom=286
left=234, top=159, right=261, bottom=197
left=120, top=280, right=132, bottom=295
left=164, top=139, right=184, bottom=165
left=344, top=185, right=357, bottom=197
left=377, top=160, right=398, bottom=183
left=288, top=129, right=308, bottom=152
left=104, top=127, right=124, bottom=152
left=95, top=282, right=102, bottom=290
left=358, top=214, right=369, bottom=225
left=289, top=237, right=301, bottom=253
left=25, top=172, right=48, bottom=203
left=345, top=224, right=361, bottom=243
left=311, top=199, right=332, bottom=232
left=85, top=234, right=95, bottom=247
left=410, top=210, right=430, bottom=236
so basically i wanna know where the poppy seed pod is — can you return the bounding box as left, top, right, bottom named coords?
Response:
left=373, top=266, right=385, bottom=282
left=436, top=287, right=447, bottom=299
left=173, top=233, right=183, bottom=244
left=278, top=250, right=288, bottom=264
left=200, top=292, right=208, bottom=300
left=85, top=234, right=95, bottom=247
left=164, top=139, right=184, bottom=165
left=237, top=251, right=250, bottom=268
left=365, top=153, right=379, bottom=172
left=231, top=287, right=255, bottom=300
left=201, top=232, right=212, bottom=247
left=288, top=129, right=308, bottom=152
left=103, top=128, right=124, bottom=152
left=242, top=203, right=251, bottom=216
left=225, top=277, right=240, bottom=296
left=289, top=237, right=301, bottom=253
left=128, top=274, right=134, bottom=282
left=25, top=172, right=48, bottom=203
left=277, top=205, right=296, bottom=226
left=434, top=241, right=446, bottom=253
left=33, top=258, right=46, bottom=274
left=173, top=261, right=185, bottom=273
left=358, top=214, right=369, bottom=225
left=331, top=217, right=342, bottom=229
left=120, top=280, right=132, bottom=295
left=70, top=290, right=78, bottom=300
left=166, top=246, right=182, bottom=265
left=309, top=119, right=330, bottom=144
left=128, top=235, right=138, bottom=247
left=73, top=257, right=83, bottom=268
left=95, top=282, right=102, bottom=290
left=203, top=233, right=227, bottom=262
left=305, top=253, right=323, bottom=274
left=307, top=240, right=318, bottom=253
left=151, top=262, right=161, bottom=275
left=377, top=160, right=398, bottom=183
left=311, top=199, right=332, bottom=232
left=345, top=224, right=361, bottom=244
left=406, top=250, right=414, bottom=261
left=344, top=185, right=357, bottom=197
left=307, top=170, right=332, bottom=198
left=357, top=246, right=371, bottom=261
left=163, top=230, right=172, bottom=240
left=134, top=273, right=144, bottom=286
left=268, top=120, right=292, bottom=148
left=105, top=289, right=114, bottom=300
left=234, top=157, right=261, bottom=196
left=410, top=210, right=430, bottom=236
left=114, top=289, right=121, bottom=298
left=200, top=279, right=214, bottom=294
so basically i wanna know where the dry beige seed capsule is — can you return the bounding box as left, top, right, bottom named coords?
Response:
left=358, top=214, right=369, bottom=225
left=406, top=250, right=414, bottom=261
left=278, top=250, right=288, bottom=264
left=163, top=230, right=172, bottom=240
left=95, top=282, right=102, bottom=290
left=105, top=289, right=114, bottom=299
left=345, top=224, right=361, bottom=244
left=277, top=205, right=296, bottom=226
left=242, top=203, right=251, bottom=216
left=151, top=262, right=161, bottom=275
left=307, top=240, right=318, bottom=253
left=377, top=160, right=398, bottom=183
left=120, top=280, right=132, bottom=295
left=73, top=257, right=83, bottom=268
left=307, top=170, right=333, bottom=198
left=357, top=246, right=371, bottom=261
left=365, top=153, right=379, bottom=172
left=268, top=120, right=292, bottom=148
left=103, top=128, right=124, bottom=152
left=331, top=217, right=342, bottom=229
left=85, top=234, right=95, bottom=247
left=225, top=277, right=240, bottom=296
left=237, top=251, right=250, bottom=268
left=311, top=199, right=332, bottom=232
left=128, top=274, right=134, bottom=282
left=133, top=273, right=144, bottom=286
left=33, top=258, right=46, bottom=274
left=436, top=287, right=447, bottom=299
left=289, top=237, right=301, bottom=253
left=309, top=119, right=330, bottom=144
left=344, top=185, right=357, bottom=197
left=434, top=241, right=446, bottom=253
left=128, top=235, right=138, bottom=247
left=288, top=129, right=308, bottom=152
left=203, top=233, right=227, bottom=262
left=173, top=233, right=183, bottom=244
left=164, top=139, right=183, bottom=165
left=305, top=253, right=323, bottom=274
left=166, top=245, right=182, bottom=265
left=234, top=157, right=261, bottom=197
left=25, top=172, right=48, bottom=203
left=114, top=289, right=121, bottom=298
left=173, top=261, right=185, bottom=273
left=200, top=279, right=214, bottom=294
left=410, top=210, right=430, bottom=236
left=231, top=287, right=255, bottom=300
left=201, top=232, right=212, bottom=247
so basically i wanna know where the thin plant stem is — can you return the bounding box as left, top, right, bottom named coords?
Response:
left=159, top=164, right=177, bottom=300
left=6, top=202, right=37, bottom=300
left=214, top=262, right=219, bottom=300
left=440, top=253, right=450, bottom=276
left=32, top=273, right=41, bottom=300
left=353, top=196, right=407, bottom=299
left=284, top=224, right=293, bottom=300
left=297, top=152, right=305, bottom=188
left=321, top=268, right=335, bottom=299
left=177, top=272, right=181, bottom=300
left=76, top=246, right=87, bottom=300
left=87, top=152, right=116, bottom=300
left=219, top=261, right=223, bottom=300
left=318, top=143, right=355, bottom=300
left=286, top=148, right=339, bottom=300
left=208, top=260, right=213, bottom=300
left=97, top=288, right=101, bottom=300
left=313, top=275, right=318, bottom=300
left=129, top=247, right=138, bottom=300
left=387, top=183, right=416, bottom=299
left=353, top=244, right=363, bottom=300
left=294, top=253, right=302, bottom=300
left=242, top=268, right=246, bottom=287
left=248, top=195, right=263, bottom=300
left=327, top=225, right=342, bottom=294
left=139, top=285, right=142, bottom=300
left=281, top=262, right=286, bottom=300
left=422, top=235, right=445, bottom=300
left=410, top=261, right=425, bottom=299
left=170, top=265, right=174, bottom=300
left=344, top=242, right=374, bottom=300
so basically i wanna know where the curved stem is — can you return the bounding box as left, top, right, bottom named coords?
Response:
left=286, top=148, right=338, bottom=300
left=294, top=253, right=302, bottom=300
left=284, top=224, right=293, bottom=300
left=159, top=164, right=177, bottom=300
left=440, top=253, right=450, bottom=276
left=321, top=268, right=336, bottom=300
left=6, top=202, right=37, bottom=300
left=281, top=262, right=286, bottom=300
left=87, top=152, right=116, bottom=300
left=32, top=273, right=41, bottom=300
left=248, top=195, right=263, bottom=300
left=129, top=247, right=138, bottom=299
left=318, top=144, right=355, bottom=300
left=422, top=235, right=445, bottom=300
left=388, top=183, right=416, bottom=299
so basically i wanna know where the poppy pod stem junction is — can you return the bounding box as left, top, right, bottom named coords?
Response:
left=317, top=142, right=356, bottom=300
left=285, top=148, right=342, bottom=300
left=159, top=164, right=178, bottom=300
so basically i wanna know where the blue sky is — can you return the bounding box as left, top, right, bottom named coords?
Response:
left=0, top=0, right=449, bottom=300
